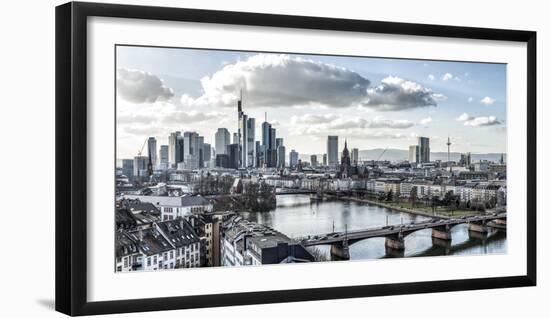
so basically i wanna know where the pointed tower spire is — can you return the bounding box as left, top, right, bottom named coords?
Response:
left=237, top=89, right=242, bottom=113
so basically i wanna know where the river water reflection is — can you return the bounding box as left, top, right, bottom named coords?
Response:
left=240, top=194, right=506, bottom=260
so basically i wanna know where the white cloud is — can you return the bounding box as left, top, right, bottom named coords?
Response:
left=290, top=114, right=416, bottom=131
left=290, top=114, right=339, bottom=125
left=467, top=97, right=473, bottom=103
left=480, top=96, right=496, bottom=106
left=456, top=113, right=500, bottom=126
left=117, top=68, right=174, bottom=103
left=364, top=76, right=445, bottom=111
left=428, top=74, right=435, bottom=81
left=441, top=73, right=453, bottom=81
left=160, top=110, right=225, bottom=125
left=179, top=54, right=444, bottom=112
left=419, top=116, right=432, bottom=125
left=180, top=54, right=370, bottom=108
left=457, top=113, right=473, bottom=121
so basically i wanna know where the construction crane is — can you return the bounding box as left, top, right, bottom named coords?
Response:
left=137, top=138, right=148, bottom=156
left=376, top=147, right=388, bottom=161
left=369, top=147, right=388, bottom=168
left=135, top=138, right=149, bottom=184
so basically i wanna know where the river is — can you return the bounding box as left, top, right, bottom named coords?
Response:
left=240, top=194, right=506, bottom=260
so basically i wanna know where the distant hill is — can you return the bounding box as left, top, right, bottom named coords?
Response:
left=298, top=149, right=506, bottom=163
left=358, top=148, right=506, bottom=162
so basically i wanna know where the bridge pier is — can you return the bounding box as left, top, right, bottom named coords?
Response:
left=330, top=242, right=350, bottom=260
left=468, top=221, right=488, bottom=233
left=468, top=229, right=488, bottom=242
left=432, top=225, right=452, bottom=240
left=431, top=237, right=452, bottom=254
left=385, top=233, right=405, bottom=250
left=385, top=246, right=405, bottom=258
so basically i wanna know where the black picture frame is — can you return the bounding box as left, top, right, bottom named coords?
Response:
left=55, top=1, right=537, bottom=316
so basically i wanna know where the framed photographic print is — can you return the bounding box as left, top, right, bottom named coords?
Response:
left=55, top=1, right=536, bottom=316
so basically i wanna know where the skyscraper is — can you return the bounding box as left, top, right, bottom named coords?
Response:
left=215, top=128, right=230, bottom=155
left=262, top=120, right=271, bottom=148
left=122, top=159, right=134, bottom=179
left=269, top=127, right=277, bottom=167
left=197, top=136, right=204, bottom=168
left=255, top=141, right=264, bottom=167
left=323, top=154, right=327, bottom=166
left=175, top=135, right=184, bottom=166
left=147, top=137, right=157, bottom=168
left=418, top=136, right=430, bottom=163
left=246, top=117, right=255, bottom=168
left=290, top=150, right=299, bottom=168
left=238, top=109, right=247, bottom=168
left=159, top=145, right=169, bottom=170
left=351, top=148, right=359, bottom=164
left=409, top=145, right=419, bottom=164
left=183, top=132, right=200, bottom=170
left=261, top=116, right=277, bottom=168
left=277, top=145, right=286, bottom=169
left=168, top=131, right=181, bottom=168
left=232, top=132, right=238, bottom=145
left=203, top=143, right=211, bottom=167
left=226, top=144, right=240, bottom=169
left=133, top=155, right=148, bottom=180
left=310, top=155, right=318, bottom=167
left=327, top=136, right=338, bottom=166
left=460, top=152, right=472, bottom=167
left=237, top=91, right=255, bottom=168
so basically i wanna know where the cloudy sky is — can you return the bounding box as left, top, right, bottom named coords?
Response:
left=116, top=45, right=506, bottom=159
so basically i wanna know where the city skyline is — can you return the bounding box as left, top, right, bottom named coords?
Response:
left=116, top=46, right=507, bottom=160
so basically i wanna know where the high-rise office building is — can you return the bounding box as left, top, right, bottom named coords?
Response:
left=226, top=144, right=240, bottom=169
left=351, top=148, right=359, bottom=164
left=122, top=159, right=134, bottom=179
left=327, top=136, right=339, bottom=166
left=310, top=155, right=318, bottom=167
left=276, top=138, right=285, bottom=168
left=133, top=156, right=148, bottom=179
left=159, top=145, right=169, bottom=169
left=290, top=150, right=299, bottom=168
left=261, top=116, right=278, bottom=168
left=232, top=132, right=238, bottom=145
left=176, top=136, right=184, bottom=166
left=276, top=138, right=284, bottom=149
left=203, top=142, right=211, bottom=167
left=237, top=92, right=256, bottom=168
left=460, top=152, right=472, bottom=167
left=197, top=136, right=204, bottom=168
left=183, top=132, right=200, bottom=170
left=277, top=145, right=286, bottom=168
left=269, top=127, right=277, bottom=167
left=256, top=141, right=264, bottom=167
left=323, top=154, right=327, bottom=166
left=215, top=154, right=230, bottom=168
left=246, top=117, right=255, bottom=168
left=238, top=106, right=247, bottom=168
left=262, top=120, right=271, bottom=148
left=409, top=145, right=419, bottom=164
left=215, top=128, right=230, bottom=155
left=147, top=137, right=157, bottom=168
left=168, top=131, right=181, bottom=168
left=418, top=136, right=430, bottom=163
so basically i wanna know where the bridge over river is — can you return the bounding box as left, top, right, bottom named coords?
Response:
left=298, top=213, right=506, bottom=259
